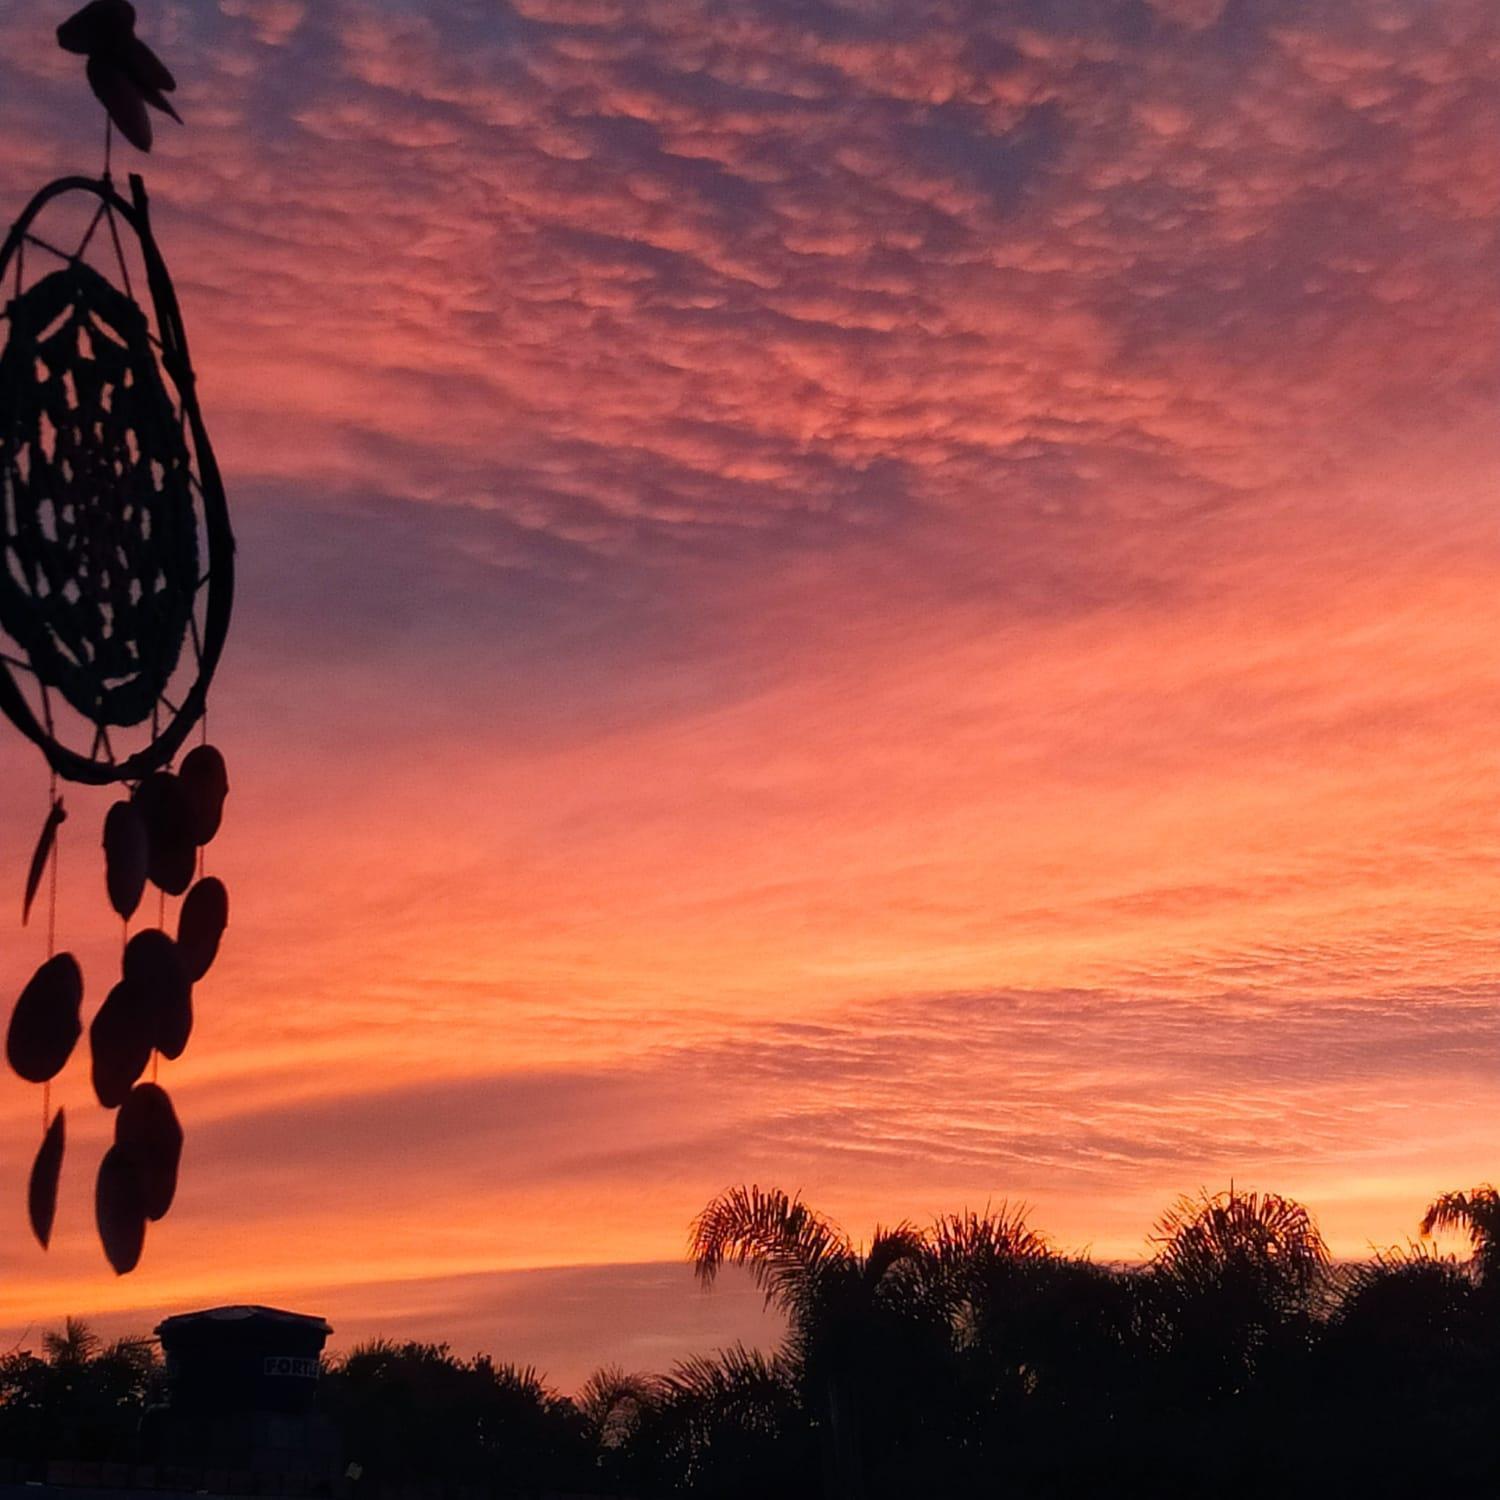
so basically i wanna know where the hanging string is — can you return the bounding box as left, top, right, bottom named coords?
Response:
left=43, top=768, right=59, bottom=1136
left=157, top=749, right=166, bottom=927
left=45, top=770, right=58, bottom=962
left=198, top=708, right=209, bottom=880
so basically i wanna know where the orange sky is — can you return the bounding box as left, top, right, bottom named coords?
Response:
left=0, top=0, right=1497, bottom=1389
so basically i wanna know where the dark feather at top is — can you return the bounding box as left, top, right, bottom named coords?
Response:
left=59, top=0, right=182, bottom=154
left=57, top=0, right=135, bottom=56
left=126, top=34, right=175, bottom=93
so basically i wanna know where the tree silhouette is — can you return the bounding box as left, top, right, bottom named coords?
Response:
left=42, top=1318, right=101, bottom=1368
left=1144, top=1186, right=1329, bottom=1407
left=1310, top=1243, right=1494, bottom=1490
left=1328, top=1244, right=1477, bottom=1384
left=320, top=1340, right=589, bottom=1493
left=920, top=1204, right=1052, bottom=1338
left=622, top=1344, right=812, bottom=1498
left=1421, top=1185, right=1500, bottom=1285
left=691, top=1185, right=927, bottom=1499
left=576, top=1363, right=658, bottom=1452
left=0, top=1319, right=160, bottom=1463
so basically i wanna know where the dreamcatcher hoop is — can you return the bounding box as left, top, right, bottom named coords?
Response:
left=0, top=171, right=233, bottom=786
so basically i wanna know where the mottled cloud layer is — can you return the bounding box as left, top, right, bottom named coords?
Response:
left=0, top=0, right=1496, bottom=1386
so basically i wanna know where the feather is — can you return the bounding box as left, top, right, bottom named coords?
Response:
left=87, top=55, right=153, bottom=152
left=28, top=1110, right=66, bottom=1249
left=58, top=1, right=134, bottom=56
left=126, top=36, right=175, bottom=94
left=144, top=88, right=183, bottom=124
left=22, top=798, right=65, bottom=927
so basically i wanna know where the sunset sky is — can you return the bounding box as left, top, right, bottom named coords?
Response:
left=0, top=0, right=1497, bottom=1389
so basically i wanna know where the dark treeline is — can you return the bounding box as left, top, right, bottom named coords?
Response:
left=5, top=1182, right=1500, bottom=1498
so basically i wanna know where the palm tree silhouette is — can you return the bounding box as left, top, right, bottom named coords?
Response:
left=42, top=1318, right=101, bottom=1367
left=919, top=1204, right=1052, bottom=1340
left=1328, top=1243, right=1477, bottom=1379
left=1146, top=1186, right=1329, bottom=1402
left=691, top=1186, right=926, bottom=1499
left=643, top=1346, right=809, bottom=1498
left=1420, top=1186, right=1500, bottom=1285
left=576, top=1363, right=657, bottom=1452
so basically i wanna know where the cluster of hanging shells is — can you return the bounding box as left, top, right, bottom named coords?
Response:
left=6, top=747, right=229, bottom=1271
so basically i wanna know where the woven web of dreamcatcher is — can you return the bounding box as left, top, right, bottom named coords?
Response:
left=0, top=185, right=208, bottom=769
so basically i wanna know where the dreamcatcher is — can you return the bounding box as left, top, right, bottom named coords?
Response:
left=2, top=3, right=233, bottom=1273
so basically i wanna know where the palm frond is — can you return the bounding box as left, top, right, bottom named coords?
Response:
left=1147, top=1184, right=1330, bottom=1336
left=1421, top=1186, right=1500, bottom=1245
left=690, top=1185, right=855, bottom=1317
left=42, top=1317, right=100, bottom=1367
left=661, top=1343, right=795, bottom=1407
left=862, top=1223, right=928, bottom=1292
left=1151, top=1187, right=1328, bottom=1277
left=1420, top=1185, right=1500, bottom=1285
left=476, top=1358, right=557, bottom=1403
left=638, top=1343, right=805, bottom=1489
left=917, top=1204, right=1054, bottom=1334
left=577, top=1363, right=660, bottom=1448
left=927, top=1204, right=1051, bottom=1272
